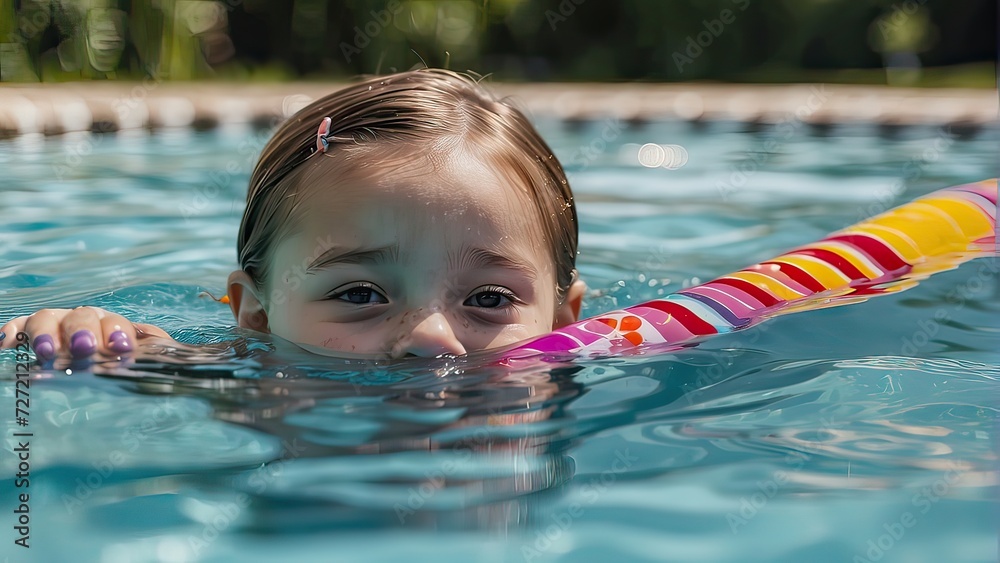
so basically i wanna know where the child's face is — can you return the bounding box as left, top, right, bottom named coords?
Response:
left=228, top=148, right=583, bottom=359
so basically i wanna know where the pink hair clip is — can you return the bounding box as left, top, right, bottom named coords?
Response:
left=316, top=116, right=332, bottom=153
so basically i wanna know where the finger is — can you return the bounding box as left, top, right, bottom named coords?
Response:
left=24, top=309, right=69, bottom=361
left=133, top=323, right=173, bottom=340
left=0, top=316, right=28, bottom=350
left=60, top=306, right=104, bottom=359
left=98, top=312, right=138, bottom=355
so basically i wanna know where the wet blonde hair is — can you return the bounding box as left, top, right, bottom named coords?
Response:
left=238, top=68, right=578, bottom=303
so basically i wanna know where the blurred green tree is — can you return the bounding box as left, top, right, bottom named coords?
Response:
left=0, top=0, right=994, bottom=85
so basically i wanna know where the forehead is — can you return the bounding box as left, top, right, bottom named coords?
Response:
left=293, top=146, right=548, bottom=250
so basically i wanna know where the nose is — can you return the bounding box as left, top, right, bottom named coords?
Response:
left=393, top=311, right=467, bottom=358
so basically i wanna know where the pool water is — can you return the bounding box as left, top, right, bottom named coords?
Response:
left=1, top=118, right=998, bottom=563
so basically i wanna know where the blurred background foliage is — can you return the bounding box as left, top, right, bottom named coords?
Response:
left=0, top=0, right=995, bottom=85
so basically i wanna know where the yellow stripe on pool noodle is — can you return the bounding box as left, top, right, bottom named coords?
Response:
left=907, top=202, right=968, bottom=239
left=911, top=196, right=994, bottom=238
left=767, top=255, right=852, bottom=288
left=871, top=206, right=971, bottom=256
left=724, top=271, right=806, bottom=301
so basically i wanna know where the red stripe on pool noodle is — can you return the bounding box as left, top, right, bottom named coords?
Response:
left=704, top=278, right=781, bottom=307
left=638, top=300, right=719, bottom=335
left=825, top=234, right=909, bottom=271
left=790, top=248, right=867, bottom=281
left=757, top=262, right=828, bottom=293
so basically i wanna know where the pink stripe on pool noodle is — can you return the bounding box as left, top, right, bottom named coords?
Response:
left=953, top=184, right=997, bottom=205
left=701, top=281, right=768, bottom=310
left=683, top=286, right=757, bottom=319
left=516, top=333, right=582, bottom=354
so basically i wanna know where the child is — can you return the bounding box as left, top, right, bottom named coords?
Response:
left=0, top=69, right=587, bottom=361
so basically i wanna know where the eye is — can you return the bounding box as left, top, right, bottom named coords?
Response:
left=463, top=286, right=519, bottom=309
left=326, top=283, right=388, bottom=305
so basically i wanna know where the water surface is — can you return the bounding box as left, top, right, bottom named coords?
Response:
left=0, top=119, right=997, bottom=562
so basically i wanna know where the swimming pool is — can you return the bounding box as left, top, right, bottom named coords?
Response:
left=1, top=118, right=997, bottom=562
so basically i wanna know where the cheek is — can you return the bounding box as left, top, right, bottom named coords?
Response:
left=287, top=322, right=389, bottom=354
left=276, top=304, right=398, bottom=354
left=477, top=327, right=542, bottom=351
left=467, top=312, right=551, bottom=350
left=263, top=293, right=319, bottom=344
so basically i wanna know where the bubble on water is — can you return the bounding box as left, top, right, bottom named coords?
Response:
left=663, top=144, right=689, bottom=169
left=638, top=143, right=665, bottom=168
left=637, top=143, right=689, bottom=170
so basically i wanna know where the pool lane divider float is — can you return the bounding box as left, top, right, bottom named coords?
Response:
left=502, top=179, right=997, bottom=362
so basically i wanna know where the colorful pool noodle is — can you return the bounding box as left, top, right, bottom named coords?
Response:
left=503, top=179, right=997, bottom=361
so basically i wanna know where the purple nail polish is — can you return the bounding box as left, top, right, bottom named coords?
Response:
left=34, top=334, right=55, bottom=359
left=107, top=330, right=132, bottom=354
left=70, top=330, right=97, bottom=358
left=0, top=331, right=6, bottom=342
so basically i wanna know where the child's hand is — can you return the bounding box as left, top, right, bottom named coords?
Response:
left=0, top=307, right=173, bottom=360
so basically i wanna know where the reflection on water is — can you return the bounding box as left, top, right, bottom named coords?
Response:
left=62, top=340, right=588, bottom=536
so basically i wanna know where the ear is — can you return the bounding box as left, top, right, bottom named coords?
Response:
left=554, top=278, right=587, bottom=329
left=227, top=270, right=270, bottom=332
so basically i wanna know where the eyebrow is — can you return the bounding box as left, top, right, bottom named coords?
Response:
left=304, top=243, right=537, bottom=280
left=306, top=244, right=399, bottom=273
left=453, top=246, right=538, bottom=281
